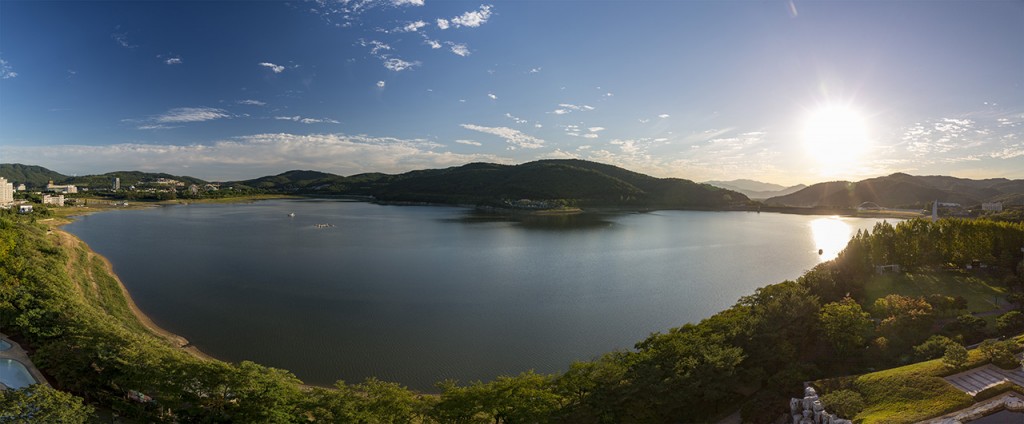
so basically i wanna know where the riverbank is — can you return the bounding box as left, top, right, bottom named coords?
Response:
left=42, top=218, right=216, bottom=362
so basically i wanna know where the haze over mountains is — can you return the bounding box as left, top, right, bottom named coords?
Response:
left=6, top=161, right=1023, bottom=210
left=704, top=179, right=807, bottom=200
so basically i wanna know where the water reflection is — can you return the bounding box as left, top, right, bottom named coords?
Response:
left=810, top=217, right=852, bottom=261
left=451, top=211, right=615, bottom=230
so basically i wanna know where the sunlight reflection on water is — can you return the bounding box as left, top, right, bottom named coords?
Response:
left=811, top=217, right=853, bottom=262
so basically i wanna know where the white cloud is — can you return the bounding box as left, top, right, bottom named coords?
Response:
left=450, top=5, right=493, bottom=28
left=164, top=57, right=183, bottom=65
left=112, top=32, right=137, bottom=49
left=377, top=80, right=386, bottom=88
left=383, top=58, right=419, bottom=72
left=455, top=139, right=482, bottom=146
left=550, top=103, right=594, bottom=115
left=0, top=58, right=16, bottom=79
left=449, top=43, right=471, bottom=57
left=137, top=124, right=177, bottom=130
left=392, top=0, right=425, bottom=6
left=436, top=18, right=450, bottom=30
left=237, top=99, right=267, bottom=106
left=275, top=116, right=340, bottom=124
left=553, top=109, right=569, bottom=115
left=259, top=62, right=286, bottom=73
left=583, top=134, right=599, bottom=139
left=487, top=93, right=497, bottom=100
left=505, top=113, right=528, bottom=124
left=529, top=67, right=541, bottom=74
left=399, top=20, right=428, bottom=32
left=360, top=39, right=392, bottom=56
left=425, top=39, right=442, bottom=49
left=1, top=132, right=510, bottom=181
left=537, top=149, right=578, bottom=160
left=534, top=124, right=543, bottom=128
left=461, top=124, right=545, bottom=149
left=155, top=107, right=231, bottom=123
left=658, top=114, right=670, bottom=118
left=588, top=127, right=605, bottom=132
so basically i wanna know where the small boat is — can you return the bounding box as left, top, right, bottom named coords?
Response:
left=288, top=213, right=295, bottom=217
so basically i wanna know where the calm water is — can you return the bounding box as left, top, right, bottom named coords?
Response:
left=65, top=200, right=892, bottom=391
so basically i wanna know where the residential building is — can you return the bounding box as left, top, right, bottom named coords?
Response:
left=15, top=183, right=26, bottom=191
left=0, top=177, right=12, bottom=205
left=18, top=205, right=33, bottom=214
left=982, top=202, right=1003, bottom=212
left=113, top=177, right=120, bottom=191
left=42, top=194, right=65, bottom=207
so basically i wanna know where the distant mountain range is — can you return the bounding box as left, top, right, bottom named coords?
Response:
left=2, top=160, right=747, bottom=209
left=764, top=173, right=1024, bottom=209
left=704, top=179, right=807, bottom=200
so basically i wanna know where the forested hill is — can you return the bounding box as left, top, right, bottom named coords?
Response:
left=0, top=164, right=206, bottom=189
left=764, top=173, right=1024, bottom=209
left=231, top=159, right=749, bottom=208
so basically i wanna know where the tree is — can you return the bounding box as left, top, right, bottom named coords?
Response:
left=978, top=339, right=1019, bottom=369
left=819, top=389, right=865, bottom=418
left=0, top=385, right=94, bottom=423
left=996, top=311, right=1024, bottom=335
left=942, top=344, right=968, bottom=370
left=947, top=314, right=987, bottom=341
left=913, top=335, right=958, bottom=361
left=819, top=297, right=874, bottom=356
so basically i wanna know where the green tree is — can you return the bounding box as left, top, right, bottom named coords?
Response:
left=819, top=297, right=874, bottom=355
left=0, top=385, right=94, bottom=423
left=978, top=340, right=1019, bottom=369
left=913, top=335, right=958, bottom=361
left=942, top=344, right=968, bottom=370
left=996, top=311, right=1024, bottom=335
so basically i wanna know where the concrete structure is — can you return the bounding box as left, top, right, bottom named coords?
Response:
left=0, top=177, right=12, bottom=205
left=982, top=202, right=1003, bottom=212
left=46, top=180, right=78, bottom=194
left=113, top=177, right=120, bottom=191
left=15, top=183, right=25, bottom=192
left=42, top=194, right=65, bottom=207
left=944, top=363, right=1024, bottom=396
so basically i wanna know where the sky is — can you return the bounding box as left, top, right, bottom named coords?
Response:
left=0, top=0, right=1022, bottom=185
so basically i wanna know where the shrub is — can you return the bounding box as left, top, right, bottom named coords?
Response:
left=820, top=389, right=866, bottom=418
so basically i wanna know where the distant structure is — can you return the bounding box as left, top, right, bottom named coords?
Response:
left=0, top=177, right=13, bottom=205
left=15, top=183, right=26, bottom=192
left=18, top=205, right=33, bottom=214
left=113, top=177, right=120, bottom=191
left=982, top=202, right=1003, bottom=212
left=46, top=180, right=78, bottom=194
left=857, top=202, right=883, bottom=212
left=932, top=200, right=939, bottom=222
left=42, top=194, right=65, bottom=207
left=789, top=387, right=851, bottom=424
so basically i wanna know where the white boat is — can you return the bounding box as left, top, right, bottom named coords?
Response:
left=288, top=213, right=295, bottom=217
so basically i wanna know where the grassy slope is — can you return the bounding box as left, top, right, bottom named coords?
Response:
left=851, top=354, right=978, bottom=424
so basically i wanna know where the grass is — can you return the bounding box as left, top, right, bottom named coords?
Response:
left=816, top=350, right=987, bottom=424
left=862, top=271, right=1008, bottom=314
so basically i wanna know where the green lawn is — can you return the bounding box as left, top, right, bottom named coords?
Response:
left=862, top=271, right=1008, bottom=314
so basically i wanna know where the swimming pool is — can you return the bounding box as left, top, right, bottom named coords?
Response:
left=0, top=340, right=12, bottom=351
left=0, top=359, right=37, bottom=389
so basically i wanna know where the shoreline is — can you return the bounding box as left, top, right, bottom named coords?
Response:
left=45, top=218, right=216, bottom=363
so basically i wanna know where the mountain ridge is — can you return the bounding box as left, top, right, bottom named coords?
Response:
left=765, top=173, right=1024, bottom=208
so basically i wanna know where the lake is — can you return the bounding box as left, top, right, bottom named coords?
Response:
left=64, top=199, right=893, bottom=391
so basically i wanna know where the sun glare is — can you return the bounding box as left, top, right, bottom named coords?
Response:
left=802, top=105, right=871, bottom=172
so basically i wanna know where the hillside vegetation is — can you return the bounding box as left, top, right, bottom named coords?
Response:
left=765, top=172, right=1024, bottom=209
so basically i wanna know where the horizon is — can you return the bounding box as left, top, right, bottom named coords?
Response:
left=1, top=1, right=1022, bottom=186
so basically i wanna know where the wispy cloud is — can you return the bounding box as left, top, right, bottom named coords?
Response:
left=550, top=103, right=594, bottom=115
left=0, top=58, right=16, bottom=79
left=0, top=132, right=510, bottom=181
left=237, top=99, right=267, bottom=106
left=164, top=56, right=183, bottom=65
left=505, top=113, right=528, bottom=124
left=529, top=67, right=542, bottom=74
left=155, top=107, right=231, bottom=123
left=658, top=114, right=670, bottom=119
left=259, top=62, right=286, bottom=73
left=274, top=116, right=340, bottom=124
left=461, top=124, right=545, bottom=149
left=424, top=39, right=442, bottom=49
left=377, top=80, right=386, bottom=88
left=136, top=124, right=177, bottom=130
left=487, top=93, right=498, bottom=100
left=397, top=20, right=428, bottom=32
left=449, top=43, right=471, bottom=57
left=448, top=5, right=493, bottom=28
left=383, top=57, right=418, bottom=71
left=392, top=0, right=424, bottom=6
left=112, top=31, right=137, bottom=49
left=455, top=139, right=482, bottom=146
left=436, top=18, right=450, bottom=30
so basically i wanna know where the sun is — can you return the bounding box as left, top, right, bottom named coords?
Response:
left=802, top=104, right=870, bottom=172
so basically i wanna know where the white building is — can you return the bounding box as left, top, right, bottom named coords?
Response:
left=42, top=194, right=65, bottom=207
left=0, top=177, right=12, bottom=205
left=15, top=183, right=26, bottom=191
left=982, top=202, right=1003, bottom=212
left=46, top=181, right=78, bottom=194
left=113, top=177, right=120, bottom=191
left=18, top=205, right=33, bottom=214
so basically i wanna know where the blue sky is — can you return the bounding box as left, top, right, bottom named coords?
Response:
left=1, top=0, right=1021, bottom=185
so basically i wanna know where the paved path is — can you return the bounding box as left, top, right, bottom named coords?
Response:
left=944, top=364, right=1024, bottom=396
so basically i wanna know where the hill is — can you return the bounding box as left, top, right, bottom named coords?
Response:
left=0, top=163, right=68, bottom=188
left=233, top=159, right=749, bottom=208
left=764, top=173, right=1024, bottom=209
left=0, top=164, right=207, bottom=190
left=705, top=179, right=807, bottom=200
